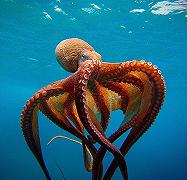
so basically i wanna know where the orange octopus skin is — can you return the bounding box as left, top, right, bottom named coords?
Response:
left=92, top=60, right=166, bottom=180
left=20, top=75, right=98, bottom=180
left=21, top=38, right=165, bottom=180
left=74, top=60, right=128, bottom=180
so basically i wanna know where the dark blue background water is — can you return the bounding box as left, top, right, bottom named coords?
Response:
left=0, top=0, right=187, bottom=179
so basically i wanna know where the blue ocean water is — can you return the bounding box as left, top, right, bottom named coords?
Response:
left=0, top=0, right=187, bottom=179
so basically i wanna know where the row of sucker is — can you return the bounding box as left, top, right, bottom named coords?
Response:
left=89, top=80, right=110, bottom=132
left=21, top=80, right=98, bottom=180
left=93, top=77, right=143, bottom=178
left=21, top=82, right=64, bottom=180
left=92, top=77, right=142, bottom=179
left=93, top=60, right=165, bottom=179
left=74, top=60, right=128, bottom=180
left=92, top=80, right=130, bottom=179
left=103, top=60, right=165, bottom=179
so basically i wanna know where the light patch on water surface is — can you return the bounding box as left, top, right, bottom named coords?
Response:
left=81, top=7, right=95, bottom=14
left=120, top=25, right=126, bottom=29
left=90, top=3, right=101, bottom=10
left=150, top=1, right=187, bottom=15
left=81, top=3, right=112, bottom=14
left=175, top=0, right=187, bottom=5
left=81, top=3, right=101, bottom=14
left=42, top=11, right=52, bottom=20
left=54, top=5, right=62, bottom=13
left=148, top=2, right=154, bottom=6
left=52, top=4, right=75, bottom=21
left=134, top=0, right=146, bottom=3
left=129, top=9, right=146, bottom=13
left=27, top=57, right=39, bottom=62
left=53, top=5, right=68, bottom=16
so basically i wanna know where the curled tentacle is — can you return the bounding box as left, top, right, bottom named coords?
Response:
left=21, top=83, right=64, bottom=180
left=74, top=60, right=128, bottom=180
left=102, top=61, right=166, bottom=179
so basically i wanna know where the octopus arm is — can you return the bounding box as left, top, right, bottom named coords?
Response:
left=40, top=92, right=98, bottom=171
left=75, top=60, right=128, bottom=179
left=101, top=60, right=166, bottom=179
left=92, top=75, right=143, bottom=178
left=92, top=60, right=165, bottom=179
left=21, top=81, right=67, bottom=180
left=38, top=80, right=100, bottom=172
left=40, top=93, right=81, bottom=133
left=88, top=81, right=110, bottom=132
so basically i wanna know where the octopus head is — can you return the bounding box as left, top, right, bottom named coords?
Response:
left=55, top=38, right=102, bottom=73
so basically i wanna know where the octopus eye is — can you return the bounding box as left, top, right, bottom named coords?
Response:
left=81, top=53, right=87, bottom=60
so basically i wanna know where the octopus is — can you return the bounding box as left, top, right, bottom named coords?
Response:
left=21, top=38, right=166, bottom=180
